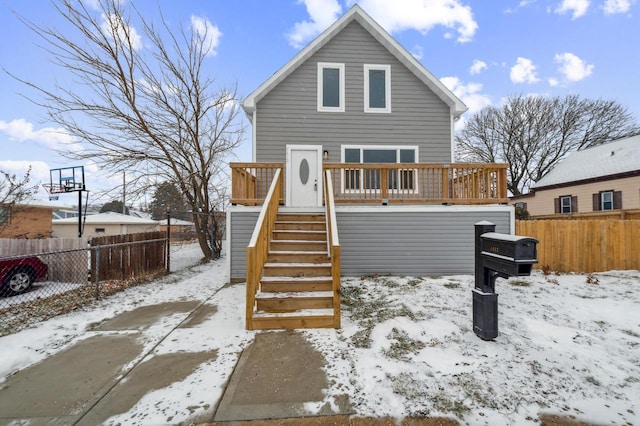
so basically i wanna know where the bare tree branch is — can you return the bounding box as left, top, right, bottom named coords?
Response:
left=11, top=0, right=243, bottom=259
left=456, top=94, right=640, bottom=195
left=0, top=168, right=38, bottom=233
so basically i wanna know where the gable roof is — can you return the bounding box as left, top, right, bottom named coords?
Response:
left=242, top=4, right=467, bottom=119
left=533, top=134, right=640, bottom=189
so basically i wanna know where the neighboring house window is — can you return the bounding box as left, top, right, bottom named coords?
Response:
left=554, top=195, right=576, bottom=214
left=601, top=191, right=613, bottom=210
left=364, top=64, right=391, bottom=113
left=95, top=227, right=106, bottom=233
left=0, top=206, right=8, bottom=224
left=317, top=62, right=345, bottom=112
left=593, top=190, right=621, bottom=211
left=342, top=145, right=417, bottom=192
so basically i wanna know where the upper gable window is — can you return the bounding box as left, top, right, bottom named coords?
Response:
left=317, top=62, right=345, bottom=112
left=364, top=64, right=391, bottom=113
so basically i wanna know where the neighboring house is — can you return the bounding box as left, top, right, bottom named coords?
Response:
left=511, top=135, right=640, bottom=217
left=0, top=200, right=64, bottom=239
left=228, top=5, right=512, bottom=329
left=159, top=217, right=196, bottom=240
left=52, top=212, right=159, bottom=238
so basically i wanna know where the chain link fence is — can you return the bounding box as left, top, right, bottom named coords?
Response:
left=0, top=233, right=168, bottom=336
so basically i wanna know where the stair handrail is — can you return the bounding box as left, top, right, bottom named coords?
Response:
left=246, top=168, right=282, bottom=330
left=324, top=169, right=341, bottom=328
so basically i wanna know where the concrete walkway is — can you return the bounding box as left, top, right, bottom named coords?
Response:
left=0, top=297, right=582, bottom=426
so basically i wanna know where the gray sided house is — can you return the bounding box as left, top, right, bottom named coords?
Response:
left=229, top=5, right=513, bottom=329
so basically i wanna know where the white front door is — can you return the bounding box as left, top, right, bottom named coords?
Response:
left=286, top=145, right=323, bottom=207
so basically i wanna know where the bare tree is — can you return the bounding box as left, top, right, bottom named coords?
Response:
left=12, top=0, right=242, bottom=259
left=456, top=94, right=640, bottom=195
left=0, top=168, right=37, bottom=232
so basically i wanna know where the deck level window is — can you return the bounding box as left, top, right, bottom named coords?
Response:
left=317, top=62, right=345, bottom=112
left=364, top=64, right=391, bottom=113
left=342, top=146, right=417, bottom=191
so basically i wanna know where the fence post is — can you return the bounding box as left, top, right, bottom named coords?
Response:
left=93, top=247, right=100, bottom=300
left=166, top=210, right=171, bottom=274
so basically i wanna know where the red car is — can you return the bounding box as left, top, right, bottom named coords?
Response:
left=0, top=256, right=49, bottom=296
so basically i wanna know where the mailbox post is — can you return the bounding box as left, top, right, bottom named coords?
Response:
left=473, top=221, right=538, bottom=340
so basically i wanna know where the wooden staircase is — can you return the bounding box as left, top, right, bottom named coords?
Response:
left=250, top=213, right=338, bottom=330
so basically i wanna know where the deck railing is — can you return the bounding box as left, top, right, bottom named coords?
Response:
left=231, top=162, right=509, bottom=206
left=231, top=162, right=284, bottom=206
left=245, top=168, right=282, bottom=330
left=324, top=170, right=341, bottom=328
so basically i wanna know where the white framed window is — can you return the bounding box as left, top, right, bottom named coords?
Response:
left=600, top=191, right=613, bottom=210
left=317, top=62, right=345, bottom=112
left=560, top=195, right=572, bottom=213
left=364, top=64, right=391, bottom=113
left=341, top=145, right=418, bottom=193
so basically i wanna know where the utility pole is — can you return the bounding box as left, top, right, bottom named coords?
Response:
left=122, top=171, right=126, bottom=215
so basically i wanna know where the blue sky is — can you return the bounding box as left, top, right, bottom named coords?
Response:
left=1, top=0, right=638, bottom=205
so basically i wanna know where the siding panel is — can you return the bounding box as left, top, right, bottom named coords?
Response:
left=228, top=207, right=512, bottom=279
left=336, top=209, right=511, bottom=276
left=256, top=21, right=452, bottom=164
left=229, top=210, right=260, bottom=279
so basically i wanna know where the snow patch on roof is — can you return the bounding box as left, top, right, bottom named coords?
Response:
left=533, top=134, right=640, bottom=188
left=52, top=211, right=158, bottom=225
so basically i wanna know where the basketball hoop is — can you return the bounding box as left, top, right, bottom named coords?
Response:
left=42, top=183, right=66, bottom=195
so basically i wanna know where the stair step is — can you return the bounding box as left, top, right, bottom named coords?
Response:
left=250, top=308, right=335, bottom=330
left=255, top=291, right=334, bottom=311
left=268, top=250, right=328, bottom=263
left=274, top=221, right=326, bottom=231
left=263, top=262, right=331, bottom=277
left=272, top=230, right=326, bottom=241
left=276, top=214, right=326, bottom=222
left=270, top=240, right=327, bottom=251
left=260, top=276, right=333, bottom=292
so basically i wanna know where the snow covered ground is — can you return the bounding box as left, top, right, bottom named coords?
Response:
left=1, top=243, right=639, bottom=425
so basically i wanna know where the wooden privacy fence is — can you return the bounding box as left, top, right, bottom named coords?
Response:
left=90, top=231, right=168, bottom=281
left=516, top=220, right=640, bottom=273
left=0, top=237, right=88, bottom=283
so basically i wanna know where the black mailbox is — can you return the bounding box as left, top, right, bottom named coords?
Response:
left=480, top=232, right=538, bottom=278
left=473, top=222, right=538, bottom=340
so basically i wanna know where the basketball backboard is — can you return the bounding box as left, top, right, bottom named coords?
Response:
left=45, top=166, right=86, bottom=194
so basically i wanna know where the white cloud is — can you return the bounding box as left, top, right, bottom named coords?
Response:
left=548, top=77, right=560, bottom=86
left=505, top=0, right=536, bottom=14
left=0, top=160, right=52, bottom=185
left=101, top=12, right=142, bottom=50
left=602, top=0, right=632, bottom=14
left=554, top=0, right=590, bottom=19
left=469, top=59, right=487, bottom=75
left=411, top=45, right=424, bottom=60
left=510, top=57, right=540, bottom=84
left=440, top=76, right=492, bottom=128
left=554, top=52, right=594, bottom=82
left=287, top=0, right=343, bottom=48
left=354, top=0, right=478, bottom=43
left=0, top=119, right=82, bottom=152
left=191, top=16, right=222, bottom=57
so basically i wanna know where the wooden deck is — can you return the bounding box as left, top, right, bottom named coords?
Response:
left=231, top=162, right=509, bottom=206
